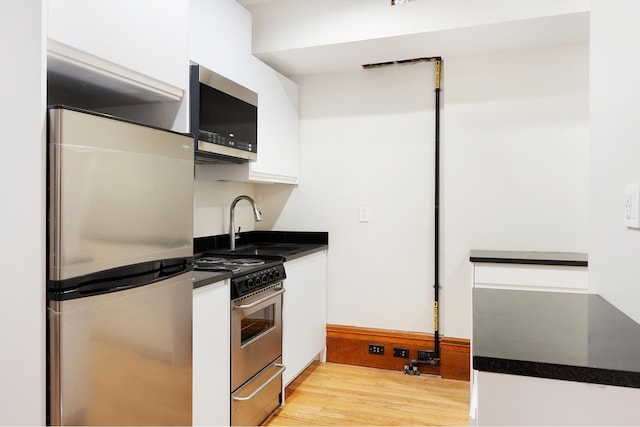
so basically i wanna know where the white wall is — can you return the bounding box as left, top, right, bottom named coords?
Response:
left=258, top=43, right=589, bottom=339
left=193, top=174, right=257, bottom=237
left=0, top=0, right=46, bottom=424
left=589, top=0, right=640, bottom=324
left=261, top=62, right=438, bottom=332
left=443, top=43, right=590, bottom=337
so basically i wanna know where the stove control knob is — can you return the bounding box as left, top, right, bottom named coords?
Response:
left=247, top=279, right=255, bottom=288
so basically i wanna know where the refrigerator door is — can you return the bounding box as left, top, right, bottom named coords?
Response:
left=48, top=107, right=194, bottom=281
left=48, top=272, right=193, bottom=426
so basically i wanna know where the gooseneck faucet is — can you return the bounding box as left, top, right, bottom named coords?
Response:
left=229, top=195, right=262, bottom=250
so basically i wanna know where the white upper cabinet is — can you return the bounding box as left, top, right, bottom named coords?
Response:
left=190, top=0, right=299, bottom=184
left=48, top=0, right=189, bottom=90
left=48, top=0, right=190, bottom=130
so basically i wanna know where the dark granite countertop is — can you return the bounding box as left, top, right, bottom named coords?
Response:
left=192, top=231, right=328, bottom=289
left=194, top=231, right=328, bottom=262
left=473, top=288, right=640, bottom=388
left=470, top=250, right=588, bottom=267
left=192, top=270, right=232, bottom=290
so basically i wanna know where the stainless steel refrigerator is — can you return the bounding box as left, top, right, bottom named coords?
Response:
left=46, top=106, right=194, bottom=426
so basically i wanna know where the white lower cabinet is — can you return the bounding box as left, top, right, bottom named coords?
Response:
left=472, top=370, right=640, bottom=426
left=282, top=251, right=327, bottom=387
left=193, top=280, right=230, bottom=426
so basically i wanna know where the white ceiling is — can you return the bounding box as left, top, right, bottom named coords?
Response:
left=237, top=0, right=589, bottom=78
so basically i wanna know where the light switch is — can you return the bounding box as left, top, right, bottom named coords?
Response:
left=359, top=206, right=369, bottom=223
left=624, top=183, right=640, bottom=228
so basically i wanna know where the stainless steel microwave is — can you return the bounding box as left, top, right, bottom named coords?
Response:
left=189, top=62, right=258, bottom=163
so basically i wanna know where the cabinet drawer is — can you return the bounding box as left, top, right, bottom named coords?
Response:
left=474, top=264, right=588, bottom=292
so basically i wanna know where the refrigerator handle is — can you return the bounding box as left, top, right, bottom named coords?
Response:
left=48, top=257, right=193, bottom=301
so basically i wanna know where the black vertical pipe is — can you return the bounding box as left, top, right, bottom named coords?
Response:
left=362, top=57, right=443, bottom=372
left=433, top=59, right=441, bottom=361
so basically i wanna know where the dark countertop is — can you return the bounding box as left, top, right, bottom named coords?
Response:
left=473, top=288, right=640, bottom=388
left=470, top=249, right=588, bottom=267
left=192, top=231, right=328, bottom=289
left=195, top=230, right=328, bottom=261
left=192, top=270, right=232, bottom=290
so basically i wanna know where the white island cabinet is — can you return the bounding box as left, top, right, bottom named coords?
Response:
left=282, top=251, right=327, bottom=386
left=471, top=285, right=640, bottom=426
left=193, top=279, right=230, bottom=427
left=470, top=250, right=588, bottom=292
left=472, top=370, right=640, bottom=426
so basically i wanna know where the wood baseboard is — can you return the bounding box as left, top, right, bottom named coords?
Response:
left=326, top=324, right=470, bottom=381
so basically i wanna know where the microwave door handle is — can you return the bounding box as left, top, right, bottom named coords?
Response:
left=233, top=288, right=286, bottom=310
left=231, top=363, right=286, bottom=402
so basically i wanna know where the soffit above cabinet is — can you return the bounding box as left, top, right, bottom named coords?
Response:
left=48, top=39, right=183, bottom=109
left=240, top=0, right=589, bottom=77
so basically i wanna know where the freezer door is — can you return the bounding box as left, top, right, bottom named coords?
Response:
left=48, top=272, right=192, bottom=426
left=48, top=107, right=194, bottom=281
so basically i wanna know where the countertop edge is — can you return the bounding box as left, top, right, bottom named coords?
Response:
left=282, top=244, right=328, bottom=262
left=194, top=230, right=328, bottom=253
left=473, top=356, right=640, bottom=389
left=192, top=271, right=232, bottom=290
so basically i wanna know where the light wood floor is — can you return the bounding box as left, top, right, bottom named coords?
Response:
left=263, top=362, right=470, bottom=426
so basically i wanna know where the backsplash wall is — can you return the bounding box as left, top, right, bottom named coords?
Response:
left=193, top=167, right=257, bottom=238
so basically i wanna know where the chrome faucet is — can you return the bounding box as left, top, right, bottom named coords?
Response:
left=229, top=195, right=262, bottom=250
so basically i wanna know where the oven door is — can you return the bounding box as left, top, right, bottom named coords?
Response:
left=231, top=285, right=284, bottom=391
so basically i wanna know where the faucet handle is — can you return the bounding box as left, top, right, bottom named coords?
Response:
left=235, top=226, right=241, bottom=239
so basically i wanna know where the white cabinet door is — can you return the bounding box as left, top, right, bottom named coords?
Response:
left=190, top=0, right=299, bottom=184
left=473, top=263, right=588, bottom=292
left=47, top=0, right=189, bottom=131
left=195, top=63, right=299, bottom=184
left=193, top=280, right=230, bottom=426
left=282, top=251, right=327, bottom=386
left=48, top=0, right=189, bottom=91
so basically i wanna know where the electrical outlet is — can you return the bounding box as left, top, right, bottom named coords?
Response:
left=368, top=344, right=384, bottom=355
left=418, top=350, right=435, bottom=361
left=393, top=347, right=409, bottom=358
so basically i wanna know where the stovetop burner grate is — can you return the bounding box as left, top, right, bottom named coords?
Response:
left=193, top=253, right=286, bottom=299
left=197, top=256, right=227, bottom=264
left=194, top=264, right=241, bottom=273
left=223, top=258, right=265, bottom=267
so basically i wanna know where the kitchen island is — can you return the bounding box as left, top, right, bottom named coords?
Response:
left=470, top=250, right=640, bottom=425
left=474, top=288, right=640, bottom=388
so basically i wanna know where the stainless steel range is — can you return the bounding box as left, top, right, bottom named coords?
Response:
left=194, top=254, right=286, bottom=426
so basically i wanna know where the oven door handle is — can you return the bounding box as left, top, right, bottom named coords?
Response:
left=233, top=288, right=286, bottom=310
left=231, top=363, right=286, bottom=402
